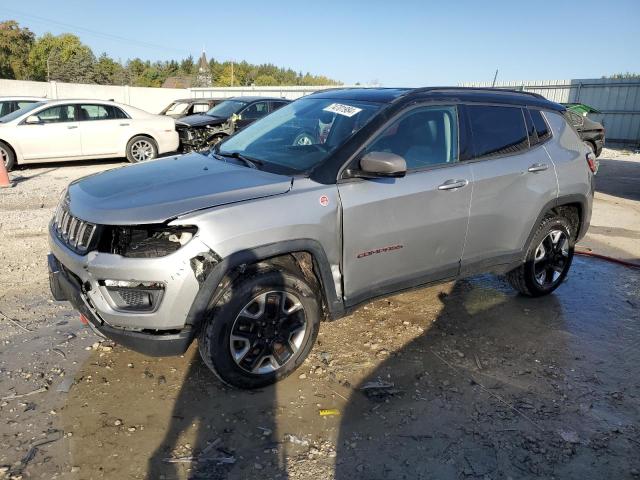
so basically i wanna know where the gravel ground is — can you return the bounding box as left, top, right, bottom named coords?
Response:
left=0, top=150, right=639, bottom=479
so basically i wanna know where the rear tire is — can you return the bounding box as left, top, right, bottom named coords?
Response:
left=126, top=136, right=158, bottom=163
left=506, top=215, right=574, bottom=297
left=198, top=269, right=321, bottom=389
left=0, top=141, right=16, bottom=171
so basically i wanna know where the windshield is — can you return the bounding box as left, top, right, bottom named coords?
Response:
left=206, top=100, right=247, bottom=118
left=164, top=102, right=190, bottom=115
left=218, top=97, right=383, bottom=173
left=0, top=101, right=46, bottom=123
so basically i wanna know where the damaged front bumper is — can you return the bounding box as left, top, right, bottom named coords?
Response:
left=47, top=221, right=215, bottom=356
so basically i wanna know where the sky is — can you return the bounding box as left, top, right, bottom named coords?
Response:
left=1, top=0, right=639, bottom=86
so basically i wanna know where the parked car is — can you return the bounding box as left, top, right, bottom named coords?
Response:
left=159, top=98, right=223, bottom=119
left=48, top=88, right=595, bottom=388
left=0, top=99, right=179, bottom=170
left=175, top=96, right=290, bottom=152
left=562, top=104, right=605, bottom=157
left=0, top=96, right=47, bottom=118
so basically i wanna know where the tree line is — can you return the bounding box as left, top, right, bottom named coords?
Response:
left=0, top=20, right=341, bottom=87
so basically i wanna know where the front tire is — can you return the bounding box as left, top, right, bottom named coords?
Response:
left=126, top=136, right=158, bottom=163
left=506, top=215, right=574, bottom=297
left=198, top=269, right=321, bottom=389
left=0, top=141, right=16, bottom=171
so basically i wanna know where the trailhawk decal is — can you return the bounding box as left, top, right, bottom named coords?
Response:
left=323, top=103, right=363, bottom=117
left=356, top=244, right=404, bottom=259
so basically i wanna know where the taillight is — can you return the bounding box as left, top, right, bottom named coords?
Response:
left=586, top=152, right=598, bottom=174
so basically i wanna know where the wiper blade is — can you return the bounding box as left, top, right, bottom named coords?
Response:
left=218, top=151, right=264, bottom=169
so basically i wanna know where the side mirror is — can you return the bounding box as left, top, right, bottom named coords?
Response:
left=25, top=115, right=41, bottom=125
left=359, top=151, right=407, bottom=178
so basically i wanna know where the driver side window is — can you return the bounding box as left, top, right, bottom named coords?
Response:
left=241, top=101, right=269, bottom=120
left=366, top=105, right=459, bottom=170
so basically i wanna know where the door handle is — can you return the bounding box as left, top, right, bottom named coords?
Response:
left=528, top=163, right=548, bottom=173
left=438, top=179, right=469, bottom=191
left=67, top=125, right=78, bottom=129
left=119, top=123, right=130, bottom=126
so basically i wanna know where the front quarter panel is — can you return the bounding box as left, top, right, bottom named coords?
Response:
left=179, top=178, right=343, bottom=299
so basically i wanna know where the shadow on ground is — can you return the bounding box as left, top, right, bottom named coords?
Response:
left=60, top=258, right=640, bottom=479
left=334, top=258, right=640, bottom=479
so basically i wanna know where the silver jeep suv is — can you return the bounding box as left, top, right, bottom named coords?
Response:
left=48, top=88, right=595, bottom=388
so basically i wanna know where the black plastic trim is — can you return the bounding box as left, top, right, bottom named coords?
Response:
left=184, top=239, right=344, bottom=333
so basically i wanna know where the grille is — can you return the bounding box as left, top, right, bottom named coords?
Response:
left=53, top=198, right=96, bottom=253
left=111, top=288, right=151, bottom=309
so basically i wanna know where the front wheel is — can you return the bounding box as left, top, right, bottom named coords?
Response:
left=0, top=141, right=16, bottom=171
left=506, top=215, right=574, bottom=297
left=198, top=269, right=321, bottom=389
left=126, top=136, right=158, bottom=163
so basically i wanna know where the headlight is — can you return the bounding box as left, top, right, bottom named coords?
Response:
left=99, top=225, right=197, bottom=258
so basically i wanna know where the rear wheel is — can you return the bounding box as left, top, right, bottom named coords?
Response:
left=0, top=141, right=16, bottom=171
left=198, top=269, right=321, bottom=389
left=126, top=136, right=157, bottom=163
left=506, top=215, right=574, bottom=297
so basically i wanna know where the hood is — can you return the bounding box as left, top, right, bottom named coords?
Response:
left=176, top=114, right=226, bottom=128
left=68, top=153, right=292, bottom=225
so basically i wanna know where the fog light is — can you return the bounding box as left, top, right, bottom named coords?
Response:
left=100, top=280, right=165, bottom=312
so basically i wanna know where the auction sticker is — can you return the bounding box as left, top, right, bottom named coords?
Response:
left=319, top=195, right=330, bottom=207
left=323, top=103, right=362, bottom=117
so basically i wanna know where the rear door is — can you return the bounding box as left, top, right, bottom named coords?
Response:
left=77, top=104, right=127, bottom=156
left=339, top=104, right=472, bottom=306
left=16, top=104, right=82, bottom=160
left=461, top=104, right=558, bottom=272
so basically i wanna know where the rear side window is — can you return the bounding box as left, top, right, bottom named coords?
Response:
left=529, top=109, right=551, bottom=142
left=468, top=105, right=528, bottom=158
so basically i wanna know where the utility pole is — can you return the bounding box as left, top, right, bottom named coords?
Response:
left=491, top=69, right=499, bottom=87
left=46, top=53, right=51, bottom=82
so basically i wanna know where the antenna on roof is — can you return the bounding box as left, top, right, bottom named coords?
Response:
left=491, top=69, right=499, bottom=87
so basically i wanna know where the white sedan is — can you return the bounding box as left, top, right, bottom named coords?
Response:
left=0, top=99, right=179, bottom=170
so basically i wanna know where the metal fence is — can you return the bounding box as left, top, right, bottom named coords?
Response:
left=190, top=85, right=347, bottom=100
left=460, top=78, right=640, bottom=144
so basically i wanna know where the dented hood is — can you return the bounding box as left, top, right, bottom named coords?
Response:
left=68, top=153, right=292, bottom=225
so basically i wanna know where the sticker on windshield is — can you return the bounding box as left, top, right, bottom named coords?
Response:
left=323, top=103, right=362, bottom=117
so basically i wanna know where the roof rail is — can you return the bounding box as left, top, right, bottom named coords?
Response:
left=411, top=86, right=545, bottom=99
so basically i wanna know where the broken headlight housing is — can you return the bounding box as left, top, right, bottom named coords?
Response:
left=98, top=225, right=197, bottom=258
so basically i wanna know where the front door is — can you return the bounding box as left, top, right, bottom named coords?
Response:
left=339, top=105, right=472, bottom=306
left=17, top=104, right=82, bottom=160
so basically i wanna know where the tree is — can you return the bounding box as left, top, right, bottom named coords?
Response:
left=94, top=53, right=125, bottom=85
left=254, top=74, right=277, bottom=86
left=180, top=55, right=195, bottom=75
left=604, top=72, right=640, bottom=79
left=28, top=33, right=95, bottom=83
left=0, top=21, right=35, bottom=79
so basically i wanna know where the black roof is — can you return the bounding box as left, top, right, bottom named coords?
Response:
left=308, top=87, right=564, bottom=112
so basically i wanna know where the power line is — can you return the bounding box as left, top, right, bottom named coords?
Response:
left=0, top=7, right=192, bottom=57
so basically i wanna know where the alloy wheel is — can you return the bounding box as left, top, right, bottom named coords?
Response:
left=229, top=291, right=307, bottom=375
left=130, top=140, right=154, bottom=162
left=533, top=229, right=570, bottom=287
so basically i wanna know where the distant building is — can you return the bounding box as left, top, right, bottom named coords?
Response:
left=194, top=50, right=212, bottom=87
left=162, top=50, right=211, bottom=89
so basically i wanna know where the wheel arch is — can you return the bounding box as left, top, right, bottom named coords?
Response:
left=184, top=239, right=344, bottom=337
left=127, top=133, right=158, bottom=149
left=523, top=194, right=589, bottom=256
